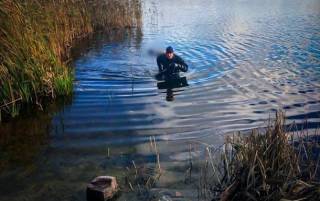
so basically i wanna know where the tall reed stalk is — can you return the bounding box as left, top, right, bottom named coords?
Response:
left=0, top=0, right=142, bottom=120
left=197, top=112, right=320, bottom=201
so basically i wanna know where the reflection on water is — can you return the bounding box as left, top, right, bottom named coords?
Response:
left=166, top=89, right=174, bottom=102
left=0, top=99, right=71, bottom=171
left=1, top=0, right=320, bottom=200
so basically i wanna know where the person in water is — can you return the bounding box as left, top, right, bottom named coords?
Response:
left=156, top=46, right=188, bottom=80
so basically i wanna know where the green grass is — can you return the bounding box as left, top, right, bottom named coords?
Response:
left=54, top=71, right=74, bottom=97
left=0, top=0, right=142, bottom=120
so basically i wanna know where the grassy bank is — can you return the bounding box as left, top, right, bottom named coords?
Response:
left=197, top=112, right=320, bottom=201
left=0, top=0, right=141, bottom=121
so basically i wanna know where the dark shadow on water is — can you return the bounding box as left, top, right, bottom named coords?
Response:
left=0, top=97, right=72, bottom=172
left=156, top=75, right=189, bottom=102
left=166, top=89, right=174, bottom=101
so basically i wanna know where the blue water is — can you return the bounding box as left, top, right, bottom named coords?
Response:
left=1, top=0, right=320, bottom=200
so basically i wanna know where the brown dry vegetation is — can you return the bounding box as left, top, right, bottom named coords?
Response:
left=0, top=0, right=141, bottom=120
left=198, top=112, right=320, bottom=201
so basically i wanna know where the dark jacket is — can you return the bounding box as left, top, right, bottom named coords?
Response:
left=156, top=54, right=188, bottom=79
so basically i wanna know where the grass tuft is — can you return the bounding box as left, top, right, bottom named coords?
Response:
left=195, top=111, right=320, bottom=201
left=53, top=69, right=74, bottom=96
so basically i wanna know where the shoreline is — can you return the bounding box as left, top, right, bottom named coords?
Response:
left=0, top=0, right=142, bottom=122
left=118, top=112, right=320, bottom=201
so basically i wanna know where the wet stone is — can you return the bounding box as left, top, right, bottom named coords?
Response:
left=86, top=176, right=119, bottom=201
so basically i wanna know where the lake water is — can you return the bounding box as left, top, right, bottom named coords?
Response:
left=1, top=0, right=320, bottom=200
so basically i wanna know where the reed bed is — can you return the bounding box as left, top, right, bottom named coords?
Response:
left=0, top=0, right=142, bottom=120
left=196, top=112, right=320, bottom=201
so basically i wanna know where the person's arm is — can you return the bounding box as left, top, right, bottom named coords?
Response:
left=175, top=55, right=188, bottom=72
left=157, top=55, right=165, bottom=73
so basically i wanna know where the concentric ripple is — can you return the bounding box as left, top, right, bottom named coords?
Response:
left=51, top=0, right=320, bottom=146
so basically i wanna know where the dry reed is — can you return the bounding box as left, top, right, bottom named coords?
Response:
left=122, top=136, right=163, bottom=200
left=197, top=111, right=320, bottom=201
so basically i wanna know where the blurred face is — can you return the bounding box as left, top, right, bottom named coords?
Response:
left=166, top=52, right=174, bottom=59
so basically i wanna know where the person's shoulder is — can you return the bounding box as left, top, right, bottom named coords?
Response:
left=157, top=53, right=166, bottom=60
left=174, top=54, right=183, bottom=61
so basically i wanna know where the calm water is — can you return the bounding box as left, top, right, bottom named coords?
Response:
left=1, top=0, right=320, bottom=200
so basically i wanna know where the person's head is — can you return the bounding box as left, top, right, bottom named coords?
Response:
left=165, top=46, right=174, bottom=59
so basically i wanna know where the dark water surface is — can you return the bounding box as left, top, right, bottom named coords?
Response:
left=1, top=0, right=320, bottom=200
